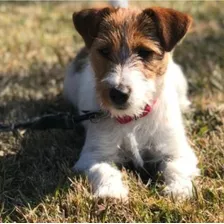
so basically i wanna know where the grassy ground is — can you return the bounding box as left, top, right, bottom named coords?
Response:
left=0, top=1, right=223, bottom=222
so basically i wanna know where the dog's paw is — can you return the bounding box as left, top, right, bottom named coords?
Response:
left=163, top=179, right=194, bottom=200
left=93, top=176, right=129, bottom=200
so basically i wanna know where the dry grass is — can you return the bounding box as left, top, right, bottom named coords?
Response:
left=0, top=1, right=223, bottom=222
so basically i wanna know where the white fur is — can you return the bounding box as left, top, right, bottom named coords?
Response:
left=110, top=0, right=128, bottom=8
left=64, top=53, right=199, bottom=200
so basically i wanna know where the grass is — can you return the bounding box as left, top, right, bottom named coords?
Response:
left=0, top=1, right=223, bottom=222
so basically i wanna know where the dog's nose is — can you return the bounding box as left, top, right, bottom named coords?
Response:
left=109, top=87, right=130, bottom=106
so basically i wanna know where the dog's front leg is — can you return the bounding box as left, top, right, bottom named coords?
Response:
left=73, top=123, right=128, bottom=200
left=155, top=134, right=199, bottom=199
left=152, top=106, right=199, bottom=199
left=159, top=151, right=199, bottom=199
left=74, top=152, right=128, bottom=200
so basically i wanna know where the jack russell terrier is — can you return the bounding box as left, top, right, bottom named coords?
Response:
left=64, top=2, right=199, bottom=200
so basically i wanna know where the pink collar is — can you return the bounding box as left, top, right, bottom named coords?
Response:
left=116, top=100, right=156, bottom=124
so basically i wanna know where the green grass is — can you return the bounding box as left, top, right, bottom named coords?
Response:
left=0, top=1, right=223, bottom=222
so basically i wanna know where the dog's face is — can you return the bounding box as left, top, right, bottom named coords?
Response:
left=73, top=7, right=192, bottom=117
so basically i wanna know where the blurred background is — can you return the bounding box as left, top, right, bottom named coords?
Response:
left=0, top=1, right=223, bottom=222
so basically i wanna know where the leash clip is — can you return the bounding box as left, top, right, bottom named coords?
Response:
left=89, top=110, right=110, bottom=123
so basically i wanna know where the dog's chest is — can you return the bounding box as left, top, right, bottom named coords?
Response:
left=120, top=116, right=154, bottom=151
left=114, top=117, right=156, bottom=165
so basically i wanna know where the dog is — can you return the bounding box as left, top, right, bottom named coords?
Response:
left=64, top=3, right=199, bottom=200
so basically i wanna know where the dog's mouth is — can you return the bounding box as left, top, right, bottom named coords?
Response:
left=104, top=101, right=147, bottom=118
left=111, top=102, right=130, bottom=110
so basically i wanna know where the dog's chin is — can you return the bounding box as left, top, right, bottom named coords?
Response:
left=104, top=102, right=147, bottom=118
left=112, top=103, right=130, bottom=111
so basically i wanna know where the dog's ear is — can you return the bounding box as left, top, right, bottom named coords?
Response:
left=143, top=7, right=192, bottom=52
left=73, top=7, right=112, bottom=48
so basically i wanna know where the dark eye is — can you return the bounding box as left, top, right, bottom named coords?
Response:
left=137, top=48, right=153, bottom=60
left=98, top=48, right=110, bottom=58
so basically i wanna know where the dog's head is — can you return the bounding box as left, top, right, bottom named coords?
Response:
left=73, top=7, right=192, bottom=117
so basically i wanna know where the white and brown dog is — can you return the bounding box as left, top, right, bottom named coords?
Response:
left=64, top=3, right=199, bottom=200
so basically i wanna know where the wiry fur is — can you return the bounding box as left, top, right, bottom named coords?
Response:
left=64, top=5, right=199, bottom=200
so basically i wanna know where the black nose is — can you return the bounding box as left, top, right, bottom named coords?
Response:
left=109, top=87, right=130, bottom=106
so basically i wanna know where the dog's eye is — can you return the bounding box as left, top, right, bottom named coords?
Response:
left=98, top=48, right=110, bottom=58
left=137, top=48, right=153, bottom=60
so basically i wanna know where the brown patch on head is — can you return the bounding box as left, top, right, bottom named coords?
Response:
left=88, top=8, right=169, bottom=83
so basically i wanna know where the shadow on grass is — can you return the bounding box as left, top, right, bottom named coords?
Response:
left=0, top=60, right=86, bottom=221
left=0, top=95, right=86, bottom=221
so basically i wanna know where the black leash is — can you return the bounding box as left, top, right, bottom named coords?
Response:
left=0, top=110, right=109, bottom=133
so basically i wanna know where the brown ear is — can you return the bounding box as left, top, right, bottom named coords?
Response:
left=143, top=7, right=192, bottom=52
left=73, top=7, right=112, bottom=48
